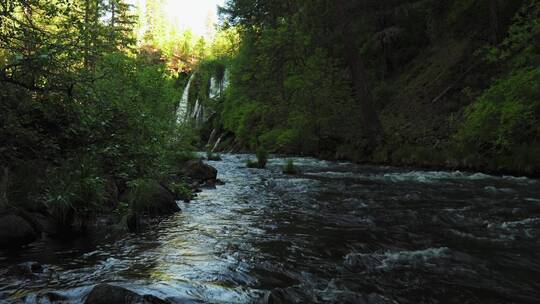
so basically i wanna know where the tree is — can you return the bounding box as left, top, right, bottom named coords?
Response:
left=108, top=0, right=136, bottom=49
left=489, top=0, right=501, bottom=44
left=334, top=0, right=383, bottom=147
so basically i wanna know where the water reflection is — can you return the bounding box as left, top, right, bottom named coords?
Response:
left=1, top=154, right=539, bottom=303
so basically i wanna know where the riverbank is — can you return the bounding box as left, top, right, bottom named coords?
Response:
left=211, top=142, right=540, bottom=179
left=0, top=159, right=219, bottom=249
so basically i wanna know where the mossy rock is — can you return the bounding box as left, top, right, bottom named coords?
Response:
left=121, top=180, right=180, bottom=216
left=0, top=214, right=38, bottom=248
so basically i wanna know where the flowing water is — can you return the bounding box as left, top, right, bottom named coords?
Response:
left=176, top=74, right=195, bottom=124
left=1, top=154, right=540, bottom=303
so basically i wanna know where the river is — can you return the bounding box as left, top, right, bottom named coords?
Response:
left=1, top=154, right=540, bottom=303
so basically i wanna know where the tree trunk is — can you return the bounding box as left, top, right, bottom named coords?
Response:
left=489, top=0, right=500, bottom=44
left=110, top=0, right=116, bottom=45
left=335, top=0, right=383, bottom=147
left=0, top=167, right=8, bottom=209
left=84, top=0, right=90, bottom=68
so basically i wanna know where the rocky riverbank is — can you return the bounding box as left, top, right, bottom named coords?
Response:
left=0, top=159, right=219, bottom=249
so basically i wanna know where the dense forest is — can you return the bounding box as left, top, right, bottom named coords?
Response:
left=183, top=0, right=540, bottom=176
left=0, top=0, right=222, bottom=244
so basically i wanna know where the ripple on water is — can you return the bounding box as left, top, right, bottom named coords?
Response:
left=1, top=153, right=539, bottom=303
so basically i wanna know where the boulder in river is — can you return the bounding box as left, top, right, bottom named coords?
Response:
left=6, top=262, right=44, bottom=278
left=182, top=159, right=217, bottom=182
left=0, top=214, right=38, bottom=248
left=28, top=212, right=58, bottom=236
left=120, top=180, right=180, bottom=216
left=85, top=284, right=170, bottom=304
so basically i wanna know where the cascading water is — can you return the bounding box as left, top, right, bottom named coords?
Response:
left=191, top=99, right=204, bottom=124
left=209, top=70, right=229, bottom=100
left=206, top=69, right=230, bottom=151
left=176, top=74, right=195, bottom=124
left=1, top=155, right=539, bottom=303
left=222, top=69, right=230, bottom=92
left=177, top=70, right=228, bottom=126
left=212, top=134, right=224, bottom=152
left=209, top=77, right=220, bottom=99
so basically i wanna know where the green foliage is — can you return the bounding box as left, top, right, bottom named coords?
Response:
left=457, top=0, right=540, bottom=161
left=218, top=15, right=361, bottom=155
left=124, top=179, right=157, bottom=212
left=246, top=159, right=260, bottom=168
left=206, top=151, right=222, bottom=161
left=115, top=201, right=130, bottom=216
left=0, top=0, right=195, bottom=220
left=170, top=181, right=194, bottom=201
left=245, top=147, right=268, bottom=169
left=456, top=67, right=540, bottom=154
left=215, top=0, right=538, bottom=175
left=486, top=0, right=540, bottom=63
left=256, top=147, right=268, bottom=168
left=44, top=156, right=106, bottom=226
left=282, top=159, right=299, bottom=175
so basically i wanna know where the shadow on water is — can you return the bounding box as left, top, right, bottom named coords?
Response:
left=1, top=153, right=540, bottom=303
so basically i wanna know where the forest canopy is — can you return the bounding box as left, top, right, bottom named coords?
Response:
left=191, top=0, right=539, bottom=174
left=0, top=0, right=226, bottom=226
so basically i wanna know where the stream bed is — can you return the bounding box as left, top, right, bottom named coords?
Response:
left=1, top=154, right=540, bottom=303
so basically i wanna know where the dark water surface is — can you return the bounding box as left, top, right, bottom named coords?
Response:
left=1, top=154, right=540, bottom=303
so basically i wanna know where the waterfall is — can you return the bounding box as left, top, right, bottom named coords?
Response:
left=191, top=99, right=204, bottom=124
left=176, top=74, right=195, bottom=124
left=209, top=77, right=220, bottom=99
left=212, top=134, right=224, bottom=152
left=190, top=99, right=199, bottom=119
left=176, top=69, right=229, bottom=126
left=222, top=69, right=230, bottom=92
left=209, top=69, right=229, bottom=100
left=207, top=129, right=218, bottom=147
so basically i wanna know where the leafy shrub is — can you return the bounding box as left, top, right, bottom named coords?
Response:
left=245, top=148, right=268, bottom=169
left=256, top=147, right=268, bottom=168
left=485, top=0, right=540, bottom=63
left=124, top=179, right=158, bottom=213
left=246, top=159, right=260, bottom=168
left=206, top=151, right=222, bottom=161
left=44, top=156, right=105, bottom=227
left=170, top=181, right=193, bottom=201
left=456, top=67, right=540, bottom=155
left=282, top=160, right=299, bottom=175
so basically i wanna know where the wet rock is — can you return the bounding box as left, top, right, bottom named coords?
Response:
left=41, top=291, right=68, bottom=302
left=29, top=212, right=58, bottom=236
left=206, top=154, right=222, bottom=161
left=7, top=262, right=44, bottom=278
left=200, top=178, right=225, bottom=189
left=142, top=295, right=171, bottom=304
left=200, top=180, right=216, bottom=189
left=182, top=159, right=217, bottom=183
left=121, top=181, right=180, bottom=216
left=0, top=214, right=38, bottom=248
left=84, top=284, right=170, bottom=304
left=144, top=183, right=180, bottom=215
left=159, top=175, right=193, bottom=202
left=344, top=253, right=382, bottom=273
